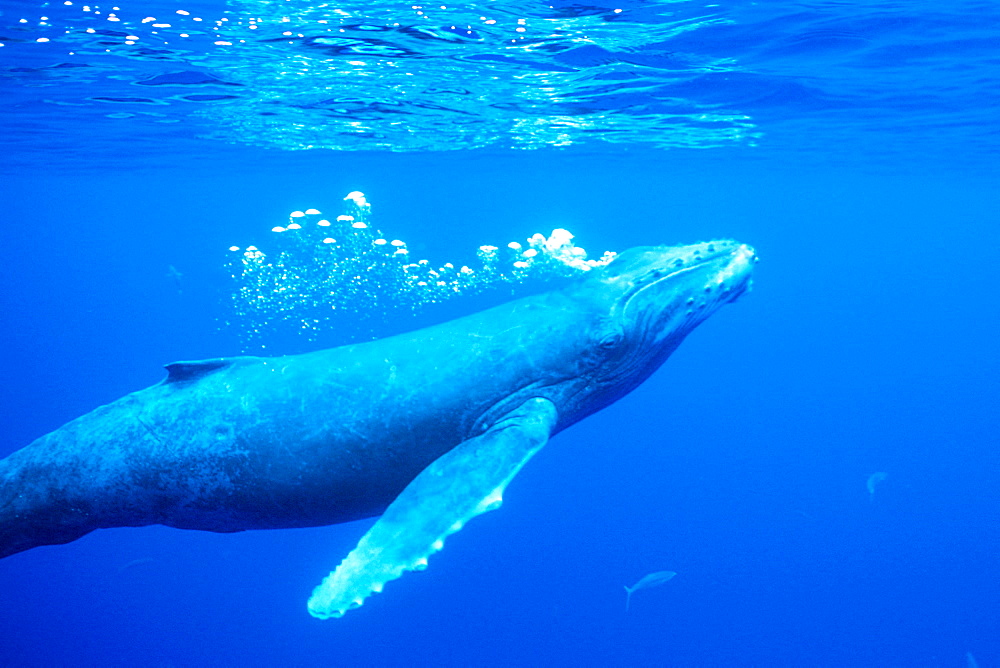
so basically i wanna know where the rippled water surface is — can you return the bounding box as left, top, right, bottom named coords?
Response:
left=3, top=0, right=998, bottom=160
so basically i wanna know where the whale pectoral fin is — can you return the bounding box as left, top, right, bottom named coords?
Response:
left=307, top=397, right=558, bottom=619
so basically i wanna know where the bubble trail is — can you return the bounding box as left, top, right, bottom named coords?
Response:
left=226, top=191, right=616, bottom=350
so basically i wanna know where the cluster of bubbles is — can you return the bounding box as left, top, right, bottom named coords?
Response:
left=227, top=191, right=616, bottom=350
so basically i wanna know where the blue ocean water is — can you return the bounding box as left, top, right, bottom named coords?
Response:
left=1, top=0, right=998, bottom=665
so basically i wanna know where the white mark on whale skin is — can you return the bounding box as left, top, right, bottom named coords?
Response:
left=624, top=570, right=677, bottom=612
left=118, top=557, right=155, bottom=572
left=866, top=472, right=887, bottom=502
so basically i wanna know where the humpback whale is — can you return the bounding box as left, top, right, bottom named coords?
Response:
left=0, top=240, right=756, bottom=618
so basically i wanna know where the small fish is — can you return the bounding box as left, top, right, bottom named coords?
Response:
left=866, top=472, right=888, bottom=502
left=167, top=265, right=183, bottom=294
left=624, top=570, right=677, bottom=612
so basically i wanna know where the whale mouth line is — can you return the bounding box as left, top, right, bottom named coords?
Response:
left=622, top=252, right=731, bottom=312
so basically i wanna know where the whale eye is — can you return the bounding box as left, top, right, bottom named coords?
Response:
left=598, top=332, right=622, bottom=350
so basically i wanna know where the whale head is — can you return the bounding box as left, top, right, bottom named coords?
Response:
left=604, top=240, right=755, bottom=349
left=548, top=240, right=756, bottom=424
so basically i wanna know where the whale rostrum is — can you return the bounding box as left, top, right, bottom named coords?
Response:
left=0, top=240, right=756, bottom=618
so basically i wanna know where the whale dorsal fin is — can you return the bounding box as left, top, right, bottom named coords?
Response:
left=163, top=358, right=245, bottom=383
left=307, top=396, right=558, bottom=619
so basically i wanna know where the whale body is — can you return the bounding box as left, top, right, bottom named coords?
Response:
left=0, top=240, right=756, bottom=617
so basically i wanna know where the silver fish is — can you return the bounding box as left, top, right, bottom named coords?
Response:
left=624, top=570, right=677, bottom=612
left=867, top=472, right=888, bottom=502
